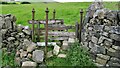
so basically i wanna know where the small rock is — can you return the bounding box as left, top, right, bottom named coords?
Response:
left=91, top=36, right=98, bottom=44
left=112, top=45, right=120, bottom=50
left=53, top=45, right=60, bottom=55
left=107, top=61, right=120, bottom=66
left=27, top=53, right=32, bottom=58
left=57, top=54, right=66, bottom=58
left=27, top=42, right=36, bottom=53
left=97, top=54, right=110, bottom=60
left=68, top=38, right=75, bottom=43
left=96, top=57, right=107, bottom=65
left=47, top=51, right=53, bottom=58
left=110, top=57, right=120, bottom=64
left=20, top=51, right=28, bottom=58
left=110, top=34, right=120, bottom=41
left=88, top=41, right=94, bottom=48
left=22, top=61, right=37, bottom=68
left=32, top=50, right=44, bottom=63
left=62, top=41, right=69, bottom=50
left=7, top=37, right=15, bottom=41
left=104, top=40, right=112, bottom=47
left=22, top=29, right=31, bottom=35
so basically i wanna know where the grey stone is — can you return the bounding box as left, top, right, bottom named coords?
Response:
left=97, top=54, right=110, bottom=60
left=27, top=53, right=32, bottom=58
left=107, top=61, right=120, bottom=66
left=104, top=40, right=112, bottom=47
left=47, top=51, right=53, bottom=58
left=96, top=57, right=108, bottom=65
left=68, top=38, right=75, bottom=43
left=102, top=32, right=109, bottom=37
left=90, top=45, right=106, bottom=54
left=94, top=25, right=104, bottom=31
left=22, top=61, right=37, bottom=68
left=27, top=42, right=36, bottom=53
left=21, top=58, right=30, bottom=63
left=20, top=51, right=28, bottom=58
left=7, top=37, right=15, bottom=41
left=88, top=41, right=94, bottom=48
left=107, top=48, right=120, bottom=58
left=1, top=29, right=8, bottom=35
left=32, top=50, right=44, bottom=63
left=110, top=57, right=120, bottom=64
left=91, top=36, right=98, bottom=44
left=0, top=33, right=2, bottom=43
left=22, top=29, right=31, bottom=35
left=23, top=39, right=31, bottom=47
left=57, top=54, right=66, bottom=58
left=62, top=41, right=69, bottom=50
left=5, top=17, right=12, bottom=28
left=93, top=9, right=105, bottom=19
left=112, top=45, right=120, bottom=50
left=104, top=26, right=111, bottom=32
left=53, top=45, right=60, bottom=55
left=110, top=34, right=120, bottom=41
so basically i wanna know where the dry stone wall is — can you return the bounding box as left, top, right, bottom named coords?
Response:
left=81, top=2, right=120, bottom=66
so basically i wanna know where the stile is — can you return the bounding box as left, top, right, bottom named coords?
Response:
left=32, top=8, right=35, bottom=41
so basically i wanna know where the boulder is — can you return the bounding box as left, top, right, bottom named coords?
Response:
left=53, top=45, right=60, bottom=55
left=32, top=50, right=44, bottom=63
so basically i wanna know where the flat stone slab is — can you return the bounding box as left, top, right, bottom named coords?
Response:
left=32, top=50, right=44, bottom=63
left=37, top=42, right=57, bottom=46
left=22, top=61, right=37, bottom=67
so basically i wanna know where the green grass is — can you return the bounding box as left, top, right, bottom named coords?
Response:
left=1, top=2, right=118, bottom=26
left=0, top=49, right=2, bottom=67
left=47, top=42, right=96, bottom=67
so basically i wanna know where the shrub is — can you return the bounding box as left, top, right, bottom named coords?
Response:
left=21, top=2, right=31, bottom=4
left=0, top=2, right=8, bottom=4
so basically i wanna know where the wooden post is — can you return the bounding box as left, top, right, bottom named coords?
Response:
left=37, top=20, right=40, bottom=42
left=45, top=7, right=49, bottom=59
left=75, top=22, right=79, bottom=39
left=53, top=9, right=56, bottom=19
left=32, top=8, right=35, bottom=41
left=52, top=9, right=56, bottom=42
left=79, top=9, right=83, bottom=43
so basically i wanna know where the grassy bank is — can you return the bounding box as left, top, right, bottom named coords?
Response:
left=1, top=2, right=118, bottom=26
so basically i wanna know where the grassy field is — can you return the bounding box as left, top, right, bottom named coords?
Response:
left=0, top=2, right=118, bottom=26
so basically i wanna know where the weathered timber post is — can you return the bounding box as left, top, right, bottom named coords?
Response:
left=53, top=9, right=56, bottom=19
left=52, top=9, right=56, bottom=42
left=32, top=8, right=35, bottom=41
left=79, top=9, right=83, bottom=43
left=45, top=7, right=49, bottom=60
left=75, top=22, right=79, bottom=39
left=37, top=20, right=40, bottom=41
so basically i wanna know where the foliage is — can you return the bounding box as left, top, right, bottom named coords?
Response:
left=67, top=42, right=96, bottom=67
left=47, top=42, right=96, bottom=67
left=21, top=2, right=31, bottom=4
left=2, top=48, right=18, bottom=67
